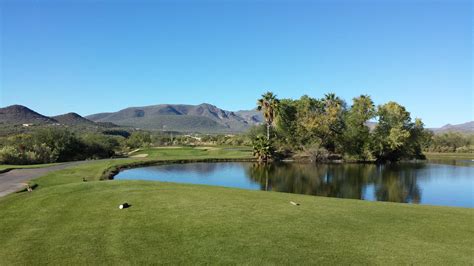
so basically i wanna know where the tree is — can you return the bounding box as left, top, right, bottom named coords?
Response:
left=343, top=95, right=376, bottom=159
left=427, top=132, right=473, bottom=153
left=371, top=102, right=426, bottom=162
left=301, top=93, right=346, bottom=153
left=257, top=91, right=280, bottom=140
left=275, top=99, right=298, bottom=147
left=320, top=93, right=346, bottom=152
left=293, top=95, right=323, bottom=146
left=32, top=128, right=84, bottom=161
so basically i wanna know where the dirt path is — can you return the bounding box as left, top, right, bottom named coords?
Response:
left=0, top=161, right=88, bottom=197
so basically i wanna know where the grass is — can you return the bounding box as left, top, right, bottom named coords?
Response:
left=130, top=146, right=254, bottom=160
left=0, top=147, right=473, bottom=264
left=425, top=152, right=473, bottom=160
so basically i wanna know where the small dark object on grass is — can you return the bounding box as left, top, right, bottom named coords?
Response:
left=119, top=203, right=131, bottom=209
left=82, top=178, right=87, bottom=182
left=290, top=201, right=300, bottom=206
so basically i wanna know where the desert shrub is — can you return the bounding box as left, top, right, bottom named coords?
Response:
left=0, top=146, right=24, bottom=164
left=0, top=129, right=120, bottom=164
left=0, top=143, right=57, bottom=164
left=81, top=134, right=119, bottom=159
left=126, top=131, right=152, bottom=149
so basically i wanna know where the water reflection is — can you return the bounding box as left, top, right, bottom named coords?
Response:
left=115, top=160, right=474, bottom=207
left=246, top=163, right=423, bottom=203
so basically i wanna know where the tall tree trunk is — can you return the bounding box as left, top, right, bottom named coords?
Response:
left=265, top=172, right=268, bottom=191
left=266, top=123, right=270, bottom=141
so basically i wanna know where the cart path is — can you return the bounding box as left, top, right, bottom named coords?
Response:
left=0, top=161, right=89, bottom=197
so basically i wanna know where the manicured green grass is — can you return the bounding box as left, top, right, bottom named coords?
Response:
left=1, top=180, right=473, bottom=264
left=131, top=146, right=253, bottom=160
left=0, top=147, right=472, bottom=264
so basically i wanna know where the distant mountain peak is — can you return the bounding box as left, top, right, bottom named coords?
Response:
left=430, top=121, right=474, bottom=134
left=51, top=112, right=96, bottom=126
left=0, top=104, right=57, bottom=124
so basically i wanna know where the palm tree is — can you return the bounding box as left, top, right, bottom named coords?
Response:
left=323, top=93, right=343, bottom=108
left=252, top=135, right=274, bottom=162
left=257, top=91, right=280, bottom=140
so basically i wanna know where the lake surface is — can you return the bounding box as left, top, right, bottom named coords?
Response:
left=115, top=159, right=474, bottom=208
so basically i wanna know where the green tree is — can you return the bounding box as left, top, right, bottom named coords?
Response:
left=301, top=93, right=346, bottom=152
left=343, top=95, right=376, bottom=159
left=293, top=95, right=323, bottom=146
left=32, top=128, right=84, bottom=161
left=321, top=93, right=346, bottom=152
left=427, top=132, right=473, bottom=153
left=257, top=91, right=280, bottom=140
left=275, top=99, right=298, bottom=147
left=371, top=102, right=425, bottom=162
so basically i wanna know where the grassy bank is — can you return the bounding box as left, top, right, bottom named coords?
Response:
left=0, top=147, right=473, bottom=264
left=425, top=152, right=473, bottom=160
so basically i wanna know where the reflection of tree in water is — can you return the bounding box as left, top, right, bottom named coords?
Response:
left=157, top=162, right=220, bottom=174
left=246, top=163, right=375, bottom=200
left=246, top=162, right=425, bottom=203
left=373, top=164, right=422, bottom=203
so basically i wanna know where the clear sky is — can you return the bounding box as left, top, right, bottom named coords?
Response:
left=1, top=0, right=472, bottom=127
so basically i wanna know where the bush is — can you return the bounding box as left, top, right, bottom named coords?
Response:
left=0, top=146, right=24, bottom=164
left=126, top=131, right=152, bottom=149
left=296, top=142, right=330, bottom=162
left=0, top=144, right=57, bottom=164
left=0, top=129, right=120, bottom=164
left=252, top=135, right=274, bottom=162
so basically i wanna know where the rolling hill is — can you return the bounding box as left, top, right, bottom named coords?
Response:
left=0, top=105, right=57, bottom=124
left=86, top=103, right=262, bottom=133
left=51, top=112, right=97, bottom=126
left=430, top=122, right=474, bottom=134
left=0, top=105, right=112, bottom=129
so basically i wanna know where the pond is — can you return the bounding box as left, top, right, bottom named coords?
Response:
left=115, top=159, right=474, bottom=208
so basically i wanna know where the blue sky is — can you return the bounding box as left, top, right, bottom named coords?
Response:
left=1, top=0, right=472, bottom=127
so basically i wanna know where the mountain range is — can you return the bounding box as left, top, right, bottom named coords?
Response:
left=85, top=103, right=263, bottom=132
left=0, top=104, right=263, bottom=133
left=0, top=104, right=472, bottom=134
left=429, top=122, right=474, bottom=134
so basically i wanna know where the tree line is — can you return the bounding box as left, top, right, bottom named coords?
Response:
left=424, top=132, right=473, bottom=153
left=253, top=91, right=432, bottom=162
left=0, top=128, right=251, bottom=165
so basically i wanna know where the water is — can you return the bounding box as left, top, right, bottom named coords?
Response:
left=115, top=160, right=474, bottom=208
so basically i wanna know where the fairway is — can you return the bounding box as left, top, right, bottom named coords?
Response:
left=1, top=181, right=472, bottom=264
left=0, top=147, right=473, bottom=264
